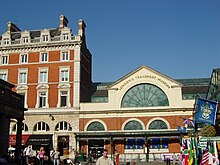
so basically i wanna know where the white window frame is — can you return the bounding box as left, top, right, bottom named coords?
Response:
left=63, top=33, right=69, bottom=41
left=57, top=83, right=71, bottom=108
left=18, top=69, right=28, bottom=84
left=0, top=73, right=7, bottom=81
left=20, top=54, right=28, bottom=64
left=38, top=67, right=48, bottom=83
left=0, top=70, right=8, bottom=81
left=39, top=92, right=46, bottom=108
left=34, top=122, right=49, bottom=132
left=12, top=122, right=28, bottom=133
left=35, top=89, right=49, bottom=108
left=60, top=51, right=69, bottom=61
left=55, top=121, right=71, bottom=131
left=59, top=66, right=70, bottom=82
left=17, top=91, right=28, bottom=108
left=60, top=90, right=69, bottom=107
left=3, top=38, right=9, bottom=45
left=1, top=55, right=9, bottom=65
left=22, top=37, right=29, bottom=44
left=40, top=52, right=48, bottom=62
left=42, top=35, right=49, bottom=42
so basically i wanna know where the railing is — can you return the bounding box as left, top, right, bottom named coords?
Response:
left=0, top=86, right=24, bottom=108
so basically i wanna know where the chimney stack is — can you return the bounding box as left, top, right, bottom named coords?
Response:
left=59, top=15, right=69, bottom=29
left=78, top=19, right=86, bottom=36
left=7, top=22, right=20, bottom=33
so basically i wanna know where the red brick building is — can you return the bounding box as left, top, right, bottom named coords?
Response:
left=0, top=15, right=92, bottom=158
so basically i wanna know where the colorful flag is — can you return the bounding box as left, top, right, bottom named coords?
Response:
left=177, top=126, right=187, bottom=133
left=183, top=139, right=189, bottom=165
left=208, top=142, right=214, bottom=165
left=199, top=149, right=209, bottom=165
left=189, top=119, right=195, bottom=127
left=183, top=118, right=188, bottom=125
left=195, top=98, right=217, bottom=125
left=188, top=138, right=194, bottom=165
left=193, top=137, right=198, bottom=165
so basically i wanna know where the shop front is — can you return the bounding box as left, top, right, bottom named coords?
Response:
left=26, top=134, right=53, bottom=161
left=75, top=130, right=182, bottom=162
left=9, top=134, right=30, bottom=147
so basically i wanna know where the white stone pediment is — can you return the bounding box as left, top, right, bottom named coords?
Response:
left=108, top=65, right=182, bottom=92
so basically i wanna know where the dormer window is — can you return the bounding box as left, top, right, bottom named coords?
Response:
left=3, top=38, right=9, bottom=45
left=42, top=35, right=49, bottom=42
left=22, top=37, right=29, bottom=44
left=63, top=33, right=69, bottom=41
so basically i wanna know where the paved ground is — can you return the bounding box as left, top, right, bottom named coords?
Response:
left=81, top=161, right=166, bottom=165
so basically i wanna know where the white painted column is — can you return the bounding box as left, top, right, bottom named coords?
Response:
left=73, top=45, right=81, bottom=109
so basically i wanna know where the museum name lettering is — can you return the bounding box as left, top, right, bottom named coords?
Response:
left=119, top=75, right=171, bottom=90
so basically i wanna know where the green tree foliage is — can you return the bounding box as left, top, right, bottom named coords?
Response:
left=199, top=124, right=216, bottom=137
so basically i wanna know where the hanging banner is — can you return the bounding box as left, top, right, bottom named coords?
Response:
left=195, top=98, right=217, bottom=125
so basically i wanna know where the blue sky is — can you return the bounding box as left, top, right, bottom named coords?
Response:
left=0, top=0, right=219, bottom=82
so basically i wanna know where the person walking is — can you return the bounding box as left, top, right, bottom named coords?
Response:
left=24, top=145, right=33, bottom=165
left=96, top=149, right=113, bottom=165
left=38, top=147, right=45, bottom=165
left=114, top=150, right=119, bottom=165
left=52, top=148, right=60, bottom=165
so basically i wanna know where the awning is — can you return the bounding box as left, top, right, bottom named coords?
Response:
left=26, top=134, right=52, bottom=146
left=75, top=130, right=182, bottom=140
left=9, top=134, right=30, bottom=146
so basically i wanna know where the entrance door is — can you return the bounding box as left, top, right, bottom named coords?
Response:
left=58, top=136, right=69, bottom=157
left=88, top=140, right=104, bottom=160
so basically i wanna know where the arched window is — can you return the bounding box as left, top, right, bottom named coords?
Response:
left=33, top=122, right=50, bottom=131
left=121, top=83, right=169, bottom=107
left=55, top=121, right=72, bottom=131
left=148, top=120, right=168, bottom=130
left=124, top=120, right=143, bottom=130
left=87, top=121, right=105, bottom=131
left=12, top=123, right=28, bottom=132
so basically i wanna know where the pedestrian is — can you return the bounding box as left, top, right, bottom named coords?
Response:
left=24, top=145, right=33, bottom=165
left=172, top=153, right=176, bottom=165
left=114, top=150, right=119, bottom=165
left=50, top=149, right=55, bottom=163
left=96, top=149, right=113, bottom=165
left=51, top=148, right=60, bottom=165
left=37, top=147, right=45, bottom=165
left=73, top=150, right=80, bottom=165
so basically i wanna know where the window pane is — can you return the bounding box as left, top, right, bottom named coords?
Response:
left=41, top=53, right=48, bottom=62
left=39, top=93, right=46, bottom=108
left=61, top=96, right=67, bottom=107
left=19, top=72, right=26, bottom=84
left=61, top=70, right=68, bottom=81
left=0, top=74, right=7, bottom=81
left=1, top=56, right=8, bottom=65
left=40, top=71, right=47, bottom=83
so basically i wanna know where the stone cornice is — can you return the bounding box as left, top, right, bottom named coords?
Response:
left=0, top=41, right=82, bottom=54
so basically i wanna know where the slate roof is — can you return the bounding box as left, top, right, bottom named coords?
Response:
left=175, top=78, right=210, bottom=86
left=1, top=28, right=61, bottom=40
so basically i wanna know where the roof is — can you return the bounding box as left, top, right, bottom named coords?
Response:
left=175, top=78, right=210, bottom=86
left=1, top=28, right=62, bottom=40
left=90, top=78, right=210, bottom=98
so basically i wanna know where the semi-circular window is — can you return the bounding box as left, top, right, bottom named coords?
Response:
left=33, top=122, right=50, bottom=131
left=87, top=121, right=105, bottom=131
left=124, top=120, right=143, bottom=130
left=121, top=83, right=169, bottom=108
left=12, top=123, right=28, bottom=132
left=148, top=120, right=168, bottom=130
left=55, top=121, right=72, bottom=131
